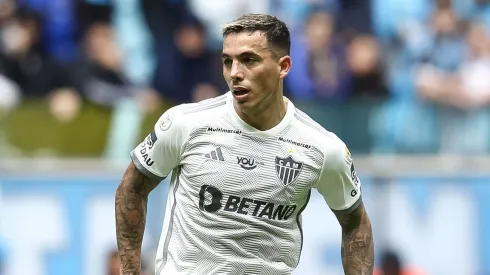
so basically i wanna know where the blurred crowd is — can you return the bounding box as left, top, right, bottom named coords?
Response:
left=1, top=0, right=490, bottom=154
left=3, top=1, right=485, bottom=274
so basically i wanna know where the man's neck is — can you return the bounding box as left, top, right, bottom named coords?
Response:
left=233, top=92, right=288, bottom=131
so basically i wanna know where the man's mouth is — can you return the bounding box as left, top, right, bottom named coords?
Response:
left=232, top=86, right=250, bottom=98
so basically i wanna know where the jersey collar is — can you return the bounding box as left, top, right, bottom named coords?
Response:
left=227, top=92, right=295, bottom=137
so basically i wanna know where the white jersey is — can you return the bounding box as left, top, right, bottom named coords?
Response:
left=131, top=92, right=361, bottom=275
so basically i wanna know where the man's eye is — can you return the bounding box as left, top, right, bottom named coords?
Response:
left=243, top=58, right=255, bottom=64
left=223, top=59, right=232, bottom=66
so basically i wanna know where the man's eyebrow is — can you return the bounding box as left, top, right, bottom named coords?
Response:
left=237, top=51, right=262, bottom=59
left=221, top=51, right=260, bottom=59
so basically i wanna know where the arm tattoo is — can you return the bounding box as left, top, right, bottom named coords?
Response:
left=335, top=201, right=374, bottom=275
left=115, top=162, right=160, bottom=275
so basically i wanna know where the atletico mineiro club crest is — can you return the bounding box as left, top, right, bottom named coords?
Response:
left=275, top=156, right=304, bottom=185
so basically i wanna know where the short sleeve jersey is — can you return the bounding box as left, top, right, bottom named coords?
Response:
left=131, top=92, right=361, bottom=275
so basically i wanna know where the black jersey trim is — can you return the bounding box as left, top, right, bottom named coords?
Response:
left=130, top=150, right=166, bottom=181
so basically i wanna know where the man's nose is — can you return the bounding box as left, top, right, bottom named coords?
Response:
left=230, top=62, right=244, bottom=82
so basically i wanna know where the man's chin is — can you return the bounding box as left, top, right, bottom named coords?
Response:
left=233, top=97, right=256, bottom=112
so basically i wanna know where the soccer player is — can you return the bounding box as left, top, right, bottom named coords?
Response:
left=115, top=13, right=374, bottom=275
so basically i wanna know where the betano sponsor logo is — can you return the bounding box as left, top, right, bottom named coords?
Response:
left=199, top=185, right=297, bottom=220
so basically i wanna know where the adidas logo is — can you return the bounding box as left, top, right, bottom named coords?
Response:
left=204, top=147, right=225, bottom=161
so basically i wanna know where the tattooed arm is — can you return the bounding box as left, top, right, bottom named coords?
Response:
left=314, top=139, right=373, bottom=274
left=334, top=201, right=374, bottom=275
left=115, top=162, right=161, bottom=275
left=116, top=106, right=186, bottom=274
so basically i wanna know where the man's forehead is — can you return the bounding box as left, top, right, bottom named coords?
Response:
left=222, top=31, right=269, bottom=55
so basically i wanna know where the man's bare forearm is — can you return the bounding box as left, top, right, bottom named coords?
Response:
left=115, top=163, right=159, bottom=275
left=336, top=202, right=374, bottom=275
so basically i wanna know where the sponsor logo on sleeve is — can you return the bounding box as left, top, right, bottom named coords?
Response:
left=350, top=163, right=357, bottom=182
left=138, top=130, right=157, bottom=166
left=350, top=163, right=360, bottom=196
left=146, top=130, right=158, bottom=149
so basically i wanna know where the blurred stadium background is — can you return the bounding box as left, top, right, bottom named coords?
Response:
left=0, top=0, right=489, bottom=274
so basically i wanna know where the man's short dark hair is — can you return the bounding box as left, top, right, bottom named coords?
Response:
left=222, top=13, right=291, bottom=57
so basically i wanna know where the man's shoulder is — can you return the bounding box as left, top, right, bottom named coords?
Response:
left=180, top=93, right=229, bottom=116
left=292, top=107, right=341, bottom=143
left=157, top=94, right=229, bottom=129
left=291, top=106, right=347, bottom=161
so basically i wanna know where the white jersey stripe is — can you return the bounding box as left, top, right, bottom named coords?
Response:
left=293, top=112, right=331, bottom=139
left=157, top=171, right=181, bottom=274
left=183, top=94, right=227, bottom=114
left=295, top=189, right=311, bottom=266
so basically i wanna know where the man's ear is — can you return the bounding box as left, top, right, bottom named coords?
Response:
left=278, top=55, right=292, bottom=79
